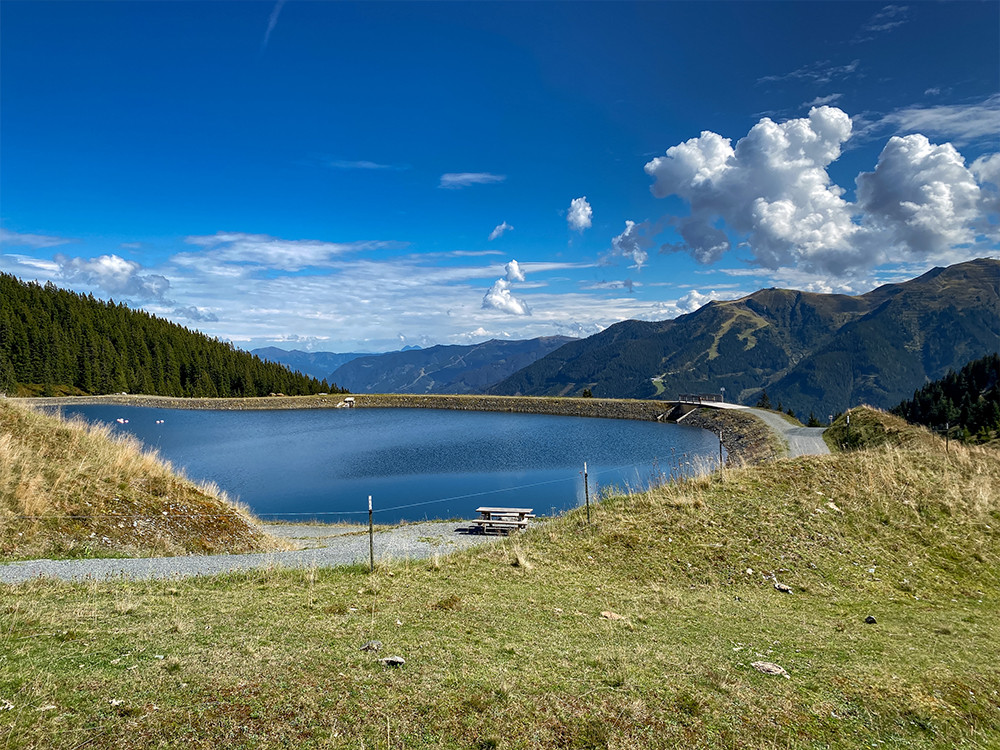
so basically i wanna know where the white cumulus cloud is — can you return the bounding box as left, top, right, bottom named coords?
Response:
left=676, top=289, right=726, bottom=314
left=489, top=221, right=513, bottom=241
left=505, top=259, right=526, bottom=282
left=856, top=134, right=982, bottom=258
left=55, top=254, right=170, bottom=300
left=568, top=197, right=593, bottom=232
left=482, top=279, right=530, bottom=315
left=645, top=105, right=994, bottom=277
left=482, top=258, right=530, bottom=315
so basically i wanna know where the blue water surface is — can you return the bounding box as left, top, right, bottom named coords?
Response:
left=50, top=405, right=723, bottom=524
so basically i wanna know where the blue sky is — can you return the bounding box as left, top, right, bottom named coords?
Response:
left=2, top=1, right=998, bottom=352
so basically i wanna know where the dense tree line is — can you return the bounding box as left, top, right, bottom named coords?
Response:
left=0, top=274, right=347, bottom=397
left=891, top=353, right=1000, bottom=442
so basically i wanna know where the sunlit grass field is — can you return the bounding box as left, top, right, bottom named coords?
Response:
left=2, top=407, right=998, bottom=748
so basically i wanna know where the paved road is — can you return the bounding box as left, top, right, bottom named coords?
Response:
left=0, top=521, right=500, bottom=585
left=683, top=400, right=830, bottom=458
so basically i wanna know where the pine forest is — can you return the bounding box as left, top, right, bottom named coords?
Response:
left=0, top=273, right=346, bottom=398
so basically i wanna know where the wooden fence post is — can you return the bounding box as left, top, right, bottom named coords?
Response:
left=368, top=495, right=374, bottom=573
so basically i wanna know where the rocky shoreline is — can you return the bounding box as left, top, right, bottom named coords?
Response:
left=14, top=392, right=780, bottom=466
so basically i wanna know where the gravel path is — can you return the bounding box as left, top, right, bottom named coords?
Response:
left=0, top=521, right=502, bottom=585
left=742, top=408, right=831, bottom=457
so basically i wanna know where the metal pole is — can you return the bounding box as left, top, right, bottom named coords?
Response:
left=719, top=430, right=724, bottom=469
left=945, top=422, right=949, bottom=453
left=584, top=462, right=590, bottom=524
left=368, top=495, right=374, bottom=573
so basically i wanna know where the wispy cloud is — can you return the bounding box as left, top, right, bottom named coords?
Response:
left=439, top=172, right=506, bottom=189
left=758, top=59, right=860, bottom=86
left=607, top=220, right=654, bottom=269
left=582, top=279, right=638, bottom=293
left=0, top=228, right=75, bottom=249
left=172, top=305, right=219, bottom=323
left=328, top=159, right=407, bottom=171
left=877, top=94, right=1000, bottom=145
left=803, top=93, right=843, bottom=109
left=261, top=0, right=286, bottom=51
left=176, top=231, right=406, bottom=273
left=488, top=221, right=513, bottom=241
left=853, top=4, right=910, bottom=43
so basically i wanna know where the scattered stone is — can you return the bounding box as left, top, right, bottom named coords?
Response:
left=380, top=655, right=405, bottom=667
left=359, top=640, right=382, bottom=652
left=600, top=610, right=627, bottom=621
left=865, top=615, right=877, bottom=624
left=774, top=582, right=793, bottom=594
left=745, top=568, right=754, bottom=575
left=751, top=661, right=790, bottom=679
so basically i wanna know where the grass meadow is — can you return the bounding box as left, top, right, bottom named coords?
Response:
left=1, top=407, right=998, bottom=748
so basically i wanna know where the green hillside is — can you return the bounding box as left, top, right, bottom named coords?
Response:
left=0, top=274, right=346, bottom=398
left=490, top=258, right=1000, bottom=418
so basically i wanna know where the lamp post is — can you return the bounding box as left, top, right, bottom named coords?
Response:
left=720, top=387, right=725, bottom=403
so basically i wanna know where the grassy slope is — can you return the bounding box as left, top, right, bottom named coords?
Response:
left=0, top=399, right=280, bottom=559
left=2, top=409, right=999, bottom=748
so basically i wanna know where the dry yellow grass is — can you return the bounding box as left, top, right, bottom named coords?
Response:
left=0, top=399, right=281, bottom=559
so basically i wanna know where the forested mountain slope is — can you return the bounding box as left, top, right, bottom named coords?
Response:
left=891, top=352, right=1000, bottom=442
left=490, top=258, right=1000, bottom=418
left=0, top=274, right=343, bottom=397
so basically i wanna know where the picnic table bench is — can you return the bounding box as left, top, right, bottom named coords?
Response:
left=470, top=506, right=535, bottom=534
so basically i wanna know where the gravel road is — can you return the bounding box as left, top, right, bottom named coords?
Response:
left=0, top=521, right=501, bottom=585
left=743, top=408, right=831, bottom=458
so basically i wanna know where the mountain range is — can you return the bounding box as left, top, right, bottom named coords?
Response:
left=250, top=347, right=376, bottom=381
left=488, top=258, right=1000, bottom=418
left=328, top=337, right=574, bottom=394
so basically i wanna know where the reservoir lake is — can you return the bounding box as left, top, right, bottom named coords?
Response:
left=52, top=405, right=724, bottom=524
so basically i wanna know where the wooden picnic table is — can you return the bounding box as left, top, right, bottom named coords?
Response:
left=470, top=506, right=535, bottom=534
